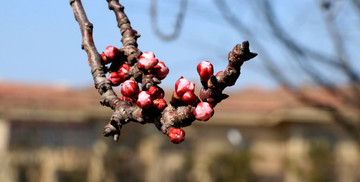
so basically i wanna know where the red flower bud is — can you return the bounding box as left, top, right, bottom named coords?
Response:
left=182, top=91, right=197, bottom=105
left=215, top=71, right=223, bottom=76
left=136, top=91, right=152, bottom=109
left=100, top=53, right=108, bottom=64
left=138, top=52, right=158, bottom=70
left=175, top=77, right=195, bottom=97
left=153, top=61, right=169, bottom=79
left=148, top=86, right=164, bottom=100
left=117, top=63, right=130, bottom=80
left=118, top=63, right=130, bottom=74
left=108, top=72, right=123, bottom=86
left=167, top=128, right=185, bottom=144
left=121, top=80, right=139, bottom=99
left=103, top=46, right=119, bottom=64
left=153, top=98, right=167, bottom=111
left=122, top=95, right=133, bottom=102
left=197, top=61, right=214, bottom=81
left=194, top=102, right=214, bottom=121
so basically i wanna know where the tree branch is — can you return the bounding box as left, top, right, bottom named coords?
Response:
left=70, top=0, right=119, bottom=109
left=71, top=0, right=257, bottom=143
left=150, top=0, right=188, bottom=41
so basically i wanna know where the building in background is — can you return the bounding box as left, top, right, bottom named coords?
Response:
left=0, top=82, right=359, bottom=182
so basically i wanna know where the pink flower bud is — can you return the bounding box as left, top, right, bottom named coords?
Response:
left=103, top=46, right=119, bottom=64
left=194, top=102, right=214, bottom=121
left=148, top=86, right=164, bottom=100
left=108, top=72, right=123, bottom=86
left=117, top=63, right=130, bottom=80
left=153, top=61, right=169, bottom=79
left=122, top=95, right=133, bottom=102
left=153, top=98, right=167, bottom=111
left=140, top=52, right=156, bottom=59
left=138, top=52, right=158, bottom=70
left=182, top=91, right=197, bottom=105
left=175, top=77, right=195, bottom=97
left=215, top=71, right=223, bottom=76
left=118, top=63, right=130, bottom=74
left=121, top=80, right=139, bottom=99
left=197, top=61, right=214, bottom=81
left=167, top=128, right=185, bottom=144
left=136, top=91, right=152, bottom=109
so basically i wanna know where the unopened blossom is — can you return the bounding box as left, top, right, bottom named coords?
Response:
left=136, top=91, right=152, bottom=109
left=138, top=52, right=158, bottom=70
left=121, top=80, right=139, bottom=99
left=167, top=128, right=185, bottom=144
left=122, top=95, right=133, bottom=102
left=182, top=91, right=197, bottom=105
left=108, top=72, right=123, bottom=86
left=215, top=71, right=223, bottom=76
left=194, top=102, right=214, bottom=121
left=102, top=46, right=119, bottom=64
left=153, top=98, right=167, bottom=111
left=175, top=77, right=195, bottom=97
left=148, top=86, right=164, bottom=100
left=197, top=61, right=214, bottom=81
left=153, top=61, right=169, bottom=79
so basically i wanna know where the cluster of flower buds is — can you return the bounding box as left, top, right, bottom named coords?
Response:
left=98, top=47, right=169, bottom=112
left=173, top=77, right=198, bottom=105
left=121, top=82, right=167, bottom=111
left=138, top=52, right=169, bottom=80
left=98, top=46, right=219, bottom=144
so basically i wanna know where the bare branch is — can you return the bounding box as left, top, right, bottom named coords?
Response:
left=71, top=0, right=257, bottom=143
left=150, top=0, right=188, bottom=41
left=70, top=0, right=119, bottom=109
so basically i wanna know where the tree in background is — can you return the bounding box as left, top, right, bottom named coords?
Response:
left=150, top=0, right=360, bottom=146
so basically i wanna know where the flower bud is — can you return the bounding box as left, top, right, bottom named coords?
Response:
left=122, top=95, right=133, bottom=102
left=182, top=91, right=197, bottom=105
left=175, top=77, right=195, bottom=97
left=103, top=46, right=119, bottom=64
left=136, top=91, right=152, bottom=109
left=108, top=72, right=123, bottom=86
left=197, top=61, right=214, bottom=81
left=148, top=86, right=164, bottom=100
left=118, top=63, right=130, bottom=74
left=153, top=61, right=169, bottom=79
left=100, top=53, right=108, bottom=64
left=215, top=71, right=223, bottom=76
left=167, top=128, right=185, bottom=144
left=194, top=102, right=214, bottom=121
left=138, top=52, right=158, bottom=70
left=153, top=98, right=167, bottom=111
left=117, top=63, right=130, bottom=80
left=121, top=80, right=139, bottom=99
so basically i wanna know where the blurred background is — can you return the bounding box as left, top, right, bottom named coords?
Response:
left=1, top=0, right=360, bottom=182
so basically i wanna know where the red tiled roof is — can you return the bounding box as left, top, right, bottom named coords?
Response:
left=0, top=82, right=303, bottom=113
left=0, top=82, right=348, bottom=125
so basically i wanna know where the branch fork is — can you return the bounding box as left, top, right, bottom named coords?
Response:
left=70, top=0, right=257, bottom=143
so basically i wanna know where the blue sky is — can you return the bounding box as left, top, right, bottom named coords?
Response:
left=1, top=0, right=359, bottom=90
